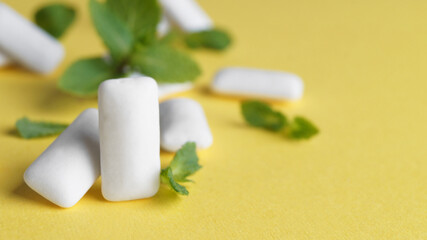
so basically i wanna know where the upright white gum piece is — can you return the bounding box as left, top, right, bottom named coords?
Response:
left=24, top=109, right=100, bottom=208
left=0, top=51, right=11, bottom=67
left=160, top=98, right=213, bottom=152
left=159, top=0, right=213, bottom=32
left=0, top=3, right=64, bottom=74
left=212, top=67, right=304, bottom=101
left=129, top=71, right=193, bottom=99
left=98, top=77, right=160, bottom=201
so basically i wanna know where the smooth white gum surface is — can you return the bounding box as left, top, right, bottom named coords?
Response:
left=212, top=67, right=304, bottom=101
left=159, top=0, right=213, bottom=32
left=24, top=109, right=100, bottom=208
left=0, top=3, right=64, bottom=73
left=160, top=98, right=213, bottom=152
left=98, top=77, right=160, bottom=201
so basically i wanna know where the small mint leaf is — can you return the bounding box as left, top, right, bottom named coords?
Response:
left=16, top=117, right=68, bottom=139
left=185, top=29, right=232, bottom=50
left=288, top=116, right=319, bottom=139
left=160, top=167, right=189, bottom=195
left=241, top=100, right=287, bottom=132
left=34, top=3, right=76, bottom=39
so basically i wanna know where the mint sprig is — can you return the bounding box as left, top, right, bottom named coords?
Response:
left=160, top=142, right=202, bottom=195
left=16, top=117, right=69, bottom=139
left=35, top=3, right=76, bottom=39
left=58, top=0, right=204, bottom=96
left=241, top=100, right=319, bottom=140
left=57, top=0, right=232, bottom=97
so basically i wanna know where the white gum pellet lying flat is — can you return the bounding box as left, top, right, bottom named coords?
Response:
left=24, top=109, right=100, bottom=208
left=0, top=51, right=11, bottom=67
left=0, top=3, right=64, bottom=74
left=160, top=98, right=213, bottom=152
left=98, top=77, right=160, bottom=201
left=129, top=72, right=193, bottom=99
left=159, top=0, right=213, bottom=32
left=211, top=67, right=304, bottom=101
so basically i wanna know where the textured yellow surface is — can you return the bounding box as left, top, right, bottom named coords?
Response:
left=0, top=0, right=426, bottom=239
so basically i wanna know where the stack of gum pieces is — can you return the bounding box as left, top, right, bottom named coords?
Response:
left=21, top=0, right=303, bottom=208
left=24, top=77, right=213, bottom=207
left=21, top=0, right=219, bottom=208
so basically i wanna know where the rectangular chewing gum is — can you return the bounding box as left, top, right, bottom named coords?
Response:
left=98, top=77, right=160, bottom=201
left=0, top=3, right=64, bottom=73
left=159, top=0, right=213, bottom=32
left=24, top=109, right=100, bottom=208
left=160, top=98, right=213, bottom=152
left=212, top=67, right=304, bottom=101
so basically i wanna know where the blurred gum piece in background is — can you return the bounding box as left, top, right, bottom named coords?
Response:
left=212, top=67, right=304, bottom=101
left=159, top=0, right=213, bottom=33
left=0, top=3, right=64, bottom=74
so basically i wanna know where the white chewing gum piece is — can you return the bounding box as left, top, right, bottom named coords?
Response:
left=159, top=0, right=213, bottom=33
left=160, top=98, right=213, bottom=152
left=212, top=67, right=304, bottom=101
left=24, top=109, right=100, bottom=208
left=98, top=77, right=160, bottom=201
left=0, top=3, right=64, bottom=73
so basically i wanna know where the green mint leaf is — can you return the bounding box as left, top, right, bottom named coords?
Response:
left=287, top=116, right=319, bottom=139
left=58, top=57, right=117, bottom=97
left=241, top=100, right=287, bottom=132
left=185, top=29, right=232, bottom=50
left=106, top=0, right=160, bottom=44
left=34, top=4, right=76, bottom=39
left=89, top=0, right=134, bottom=63
left=160, top=142, right=201, bottom=195
left=16, top=117, right=68, bottom=139
left=130, top=44, right=201, bottom=83
left=169, top=142, right=202, bottom=182
left=160, top=167, right=189, bottom=195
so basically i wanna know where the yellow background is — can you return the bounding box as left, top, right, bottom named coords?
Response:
left=0, top=0, right=426, bottom=239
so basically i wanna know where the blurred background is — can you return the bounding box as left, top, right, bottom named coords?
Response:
left=0, top=0, right=426, bottom=239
